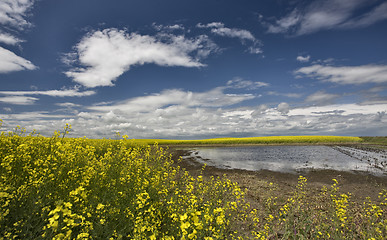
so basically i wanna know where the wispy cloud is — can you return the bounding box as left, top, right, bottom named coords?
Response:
left=265, top=0, right=387, bottom=36
left=65, top=28, right=218, bottom=88
left=56, top=102, right=82, bottom=108
left=296, top=55, right=310, bottom=62
left=152, top=23, right=185, bottom=32
left=197, top=22, right=263, bottom=54
left=197, top=22, right=257, bottom=42
left=0, top=0, right=34, bottom=29
left=0, top=31, right=23, bottom=45
left=305, top=91, right=340, bottom=105
left=339, top=2, right=387, bottom=29
left=0, top=96, right=38, bottom=105
left=0, top=88, right=96, bottom=97
left=289, top=103, right=387, bottom=116
left=227, top=77, right=269, bottom=90
left=0, top=46, right=37, bottom=73
left=267, top=91, right=302, bottom=98
left=295, top=64, right=387, bottom=85
left=0, top=88, right=95, bottom=105
left=0, top=0, right=36, bottom=73
left=88, top=87, right=255, bottom=113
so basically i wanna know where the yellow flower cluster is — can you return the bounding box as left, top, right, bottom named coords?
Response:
left=130, top=136, right=362, bottom=145
left=0, top=121, right=385, bottom=239
left=247, top=176, right=386, bottom=239
left=0, top=122, right=250, bottom=239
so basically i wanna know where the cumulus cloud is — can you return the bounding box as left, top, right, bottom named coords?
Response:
left=296, top=55, right=310, bottom=62
left=0, top=46, right=36, bottom=73
left=265, top=0, right=387, bottom=35
left=295, top=64, right=387, bottom=85
left=65, top=28, right=217, bottom=88
left=2, top=99, right=387, bottom=138
left=277, top=102, right=290, bottom=115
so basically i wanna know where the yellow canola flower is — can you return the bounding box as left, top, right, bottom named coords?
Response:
left=96, top=203, right=105, bottom=210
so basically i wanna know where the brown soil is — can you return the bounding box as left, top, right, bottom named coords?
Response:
left=168, top=148, right=387, bottom=205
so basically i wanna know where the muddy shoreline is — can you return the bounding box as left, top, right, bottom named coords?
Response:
left=168, top=145, right=387, bottom=203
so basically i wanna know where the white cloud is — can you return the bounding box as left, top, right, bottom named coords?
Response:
left=0, top=1, right=37, bottom=74
left=65, top=28, right=217, bottom=88
left=2, top=98, right=387, bottom=138
left=222, top=110, right=253, bottom=120
left=267, top=91, right=302, bottom=98
left=340, top=2, right=387, bottom=28
left=265, top=0, right=387, bottom=35
left=295, top=64, right=387, bottom=85
left=306, top=91, right=340, bottom=104
left=3, top=107, right=12, bottom=112
left=0, top=31, right=23, bottom=45
left=88, top=87, right=255, bottom=113
left=0, top=96, right=38, bottom=105
left=197, top=22, right=223, bottom=28
left=0, top=88, right=95, bottom=106
left=212, top=26, right=255, bottom=42
left=267, top=9, right=301, bottom=34
left=197, top=22, right=257, bottom=42
left=197, top=22, right=263, bottom=54
left=277, top=102, right=290, bottom=115
left=152, top=23, right=185, bottom=31
left=227, top=77, right=269, bottom=90
left=296, top=55, right=310, bottom=62
left=0, top=88, right=96, bottom=97
left=289, top=103, right=387, bottom=116
left=56, top=102, right=82, bottom=108
left=0, top=46, right=36, bottom=73
left=248, top=46, right=263, bottom=55
left=0, top=0, right=34, bottom=29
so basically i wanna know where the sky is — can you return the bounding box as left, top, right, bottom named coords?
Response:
left=1, top=0, right=387, bottom=139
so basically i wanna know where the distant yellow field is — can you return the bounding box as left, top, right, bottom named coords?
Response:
left=130, top=136, right=363, bottom=145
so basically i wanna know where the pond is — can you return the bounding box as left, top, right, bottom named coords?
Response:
left=180, top=145, right=387, bottom=176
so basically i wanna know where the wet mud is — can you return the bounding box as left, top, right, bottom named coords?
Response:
left=168, top=146, right=387, bottom=203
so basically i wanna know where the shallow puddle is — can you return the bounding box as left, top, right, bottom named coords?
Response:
left=181, top=145, right=387, bottom=176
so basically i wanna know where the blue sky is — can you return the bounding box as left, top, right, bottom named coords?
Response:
left=1, top=0, right=387, bottom=139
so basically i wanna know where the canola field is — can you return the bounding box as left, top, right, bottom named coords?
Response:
left=131, top=136, right=363, bottom=146
left=0, top=121, right=386, bottom=239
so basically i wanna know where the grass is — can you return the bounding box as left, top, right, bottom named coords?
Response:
left=360, top=136, right=387, bottom=146
left=130, top=136, right=363, bottom=146
left=0, top=121, right=385, bottom=239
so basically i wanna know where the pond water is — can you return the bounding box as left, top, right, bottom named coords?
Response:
left=181, top=145, right=387, bottom=176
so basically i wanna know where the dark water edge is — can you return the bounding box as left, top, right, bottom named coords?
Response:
left=170, top=145, right=387, bottom=177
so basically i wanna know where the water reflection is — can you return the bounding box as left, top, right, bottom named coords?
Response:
left=182, top=146, right=387, bottom=176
